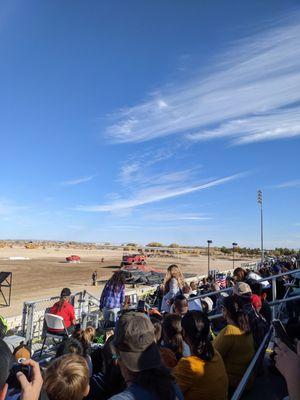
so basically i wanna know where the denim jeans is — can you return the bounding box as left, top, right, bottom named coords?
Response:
left=103, top=307, right=120, bottom=322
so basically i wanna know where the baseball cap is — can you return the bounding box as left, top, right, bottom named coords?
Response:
left=201, top=297, right=214, bottom=312
left=114, top=311, right=161, bottom=372
left=233, top=282, right=252, bottom=296
left=251, top=294, right=262, bottom=310
left=60, top=288, right=71, bottom=297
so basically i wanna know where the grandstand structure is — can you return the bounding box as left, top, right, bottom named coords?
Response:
left=0, top=271, right=12, bottom=307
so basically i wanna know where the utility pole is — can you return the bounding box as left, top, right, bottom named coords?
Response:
left=257, top=190, right=264, bottom=264
left=207, top=240, right=212, bottom=277
left=232, top=242, right=238, bottom=269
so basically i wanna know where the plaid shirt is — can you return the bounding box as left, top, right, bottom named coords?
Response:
left=100, top=282, right=125, bottom=310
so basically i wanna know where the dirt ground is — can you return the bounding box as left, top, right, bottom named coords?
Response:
left=0, top=247, right=255, bottom=317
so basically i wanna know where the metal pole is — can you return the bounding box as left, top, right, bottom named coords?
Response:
left=261, top=205, right=264, bottom=264
left=207, top=240, right=212, bottom=277
left=232, top=243, right=237, bottom=269
left=257, top=190, right=264, bottom=265
left=208, top=242, right=210, bottom=277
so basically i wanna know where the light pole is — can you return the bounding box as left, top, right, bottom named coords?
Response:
left=257, top=190, right=264, bottom=264
left=232, top=242, right=238, bottom=269
left=207, top=240, right=212, bottom=277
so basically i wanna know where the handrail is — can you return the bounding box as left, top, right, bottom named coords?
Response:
left=188, top=268, right=300, bottom=303
left=231, top=326, right=273, bottom=400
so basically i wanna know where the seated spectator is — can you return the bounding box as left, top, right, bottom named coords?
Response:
left=87, top=335, right=126, bottom=400
left=233, top=267, right=270, bottom=289
left=201, top=296, right=214, bottom=314
left=44, top=354, right=90, bottom=400
left=174, top=311, right=228, bottom=400
left=0, top=338, right=14, bottom=400
left=110, top=311, right=183, bottom=400
left=49, top=288, right=76, bottom=334
left=73, top=327, right=96, bottom=377
left=162, top=313, right=184, bottom=361
left=247, top=280, right=272, bottom=324
left=172, top=295, right=189, bottom=317
left=100, top=271, right=126, bottom=323
left=233, top=282, right=269, bottom=349
left=213, top=295, right=254, bottom=392
left=275, top=339, right=300, bottom=400
left=189, top=281, right=198, bottom=295
left=56, top=337, right=83, bottom=358
left=150, top=315, right=177, bottom=368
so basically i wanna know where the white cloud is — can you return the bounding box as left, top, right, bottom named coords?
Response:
left=0, top=200, right=27, bottom=216
left=272, top=179, right=300, bottom=189
left=60, top=175, right=95, bottom=186
left=105, top=14, right=300, bottom=145
left=75, top=172, right=244, bottom=212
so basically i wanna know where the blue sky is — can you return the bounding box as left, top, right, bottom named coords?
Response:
left=0, top=0, right=300, bottom=248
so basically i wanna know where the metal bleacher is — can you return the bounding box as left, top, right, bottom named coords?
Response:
left=188, top=268, right=300, bottom=400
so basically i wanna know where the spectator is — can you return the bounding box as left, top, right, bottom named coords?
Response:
left=233, top=267, right=270, bottom=289
left=0, top=338, right=14, bottom=400
left=247, top=280, right=272, bottom=324
left=162, top=314, right=184, bottom=361
left=275, top=339, right=300, bottom=400
left=150, top=315, right=177, bottom=369
left=44, top=354, right=90, bottom=400
left=173, top=295, right=189, bottom=317
left=161, top=265, right=184, bottom=313
left=100, top=271, right=126, bottom=323
left=174, top=311, right=228, bottom=400
left=233, top=282, right=269, bottom=349
left=92, top=271, right=98, bottom=286
left=201, top=297, right=214, bottom=314
left=213, top=295, right=254, bottom=392
left=49, top=288, right=76, bottom=334
left=56, top=337, right=83, bottom=358
left=110, top=311, right=183, bottom=400
left=189, top=281, right=198, bottom=295
left=73, top=326, right=96, bottom=376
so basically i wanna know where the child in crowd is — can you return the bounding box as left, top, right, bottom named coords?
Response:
left=44, top=354, right=90, bottom=400
left=173, top=295, right=189, bottom=317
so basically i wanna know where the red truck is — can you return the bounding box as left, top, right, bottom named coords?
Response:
left=66, top=255, right=81, bottom=263
left=120, top=253, right=147, bottom=268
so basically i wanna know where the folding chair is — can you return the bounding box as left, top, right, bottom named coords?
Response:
left=39, top=313, right=70, bottom=357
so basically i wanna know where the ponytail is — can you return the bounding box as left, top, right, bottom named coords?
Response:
left=223, top=296, right=251, bottom=334
left=181, top=311, right=214, bottom=361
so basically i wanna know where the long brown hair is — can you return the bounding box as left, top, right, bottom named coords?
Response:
left=163, top=264, right=184, bottom=294
left=162, top=313, right=183, bottom=359
left=108, top=271, right=126, bottom=292
left=223, top=295, right=251, bottom=334
left=72, top=326, right=96, bottom=356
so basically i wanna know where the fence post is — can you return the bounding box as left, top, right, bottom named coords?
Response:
left=272, top=278, right=277, bottom=319
left=25, top=303, right=35, bottom=348
left=21, top=302, right=28, bottom=336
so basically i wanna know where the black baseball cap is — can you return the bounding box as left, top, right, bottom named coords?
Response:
left=60, top=288, right=71, bottom=297
left=0, top=339, right=14, bottom=389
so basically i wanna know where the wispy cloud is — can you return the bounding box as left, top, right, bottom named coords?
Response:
left=105, top=13, right=300, bottom=145
left=0, top=199, right=27, bottom=216
left=272, top=179, right=300, bottom=189
left=75, top=172, right=244, bottom=212
left=142, top=212, right=213, bottom=221
left=61, top=175, right=95, bottom=186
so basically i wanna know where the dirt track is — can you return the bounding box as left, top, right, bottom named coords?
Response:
left=0, top=247, right=255, bottom=317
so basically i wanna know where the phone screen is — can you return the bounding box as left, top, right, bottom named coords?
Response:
left=272, top=319, right=296, bottom=352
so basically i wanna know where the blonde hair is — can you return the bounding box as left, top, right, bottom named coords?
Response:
left=44, top=354, right=89, bottom=400
left=163, top=264, right=184, bottom=294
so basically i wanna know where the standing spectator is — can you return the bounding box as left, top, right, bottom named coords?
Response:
left=49, top=288, right=76, bottom=334
left=100, top=271, right=126, bottom=323
left=92, top=271, right=98, bottom=286
left=214, top=295, right=254, bottom=393
left=110, top=311, right=183, bottom=400
left=174, top=311, right=228, bottom=400
left=161, top=265, right=184, bottom=313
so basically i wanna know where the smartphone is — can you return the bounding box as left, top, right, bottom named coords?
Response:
left=272, top=319, right=296, bottom=352
left=6, top=363, right=32, bottom=390
left=137, top=300, right=146, bottom=312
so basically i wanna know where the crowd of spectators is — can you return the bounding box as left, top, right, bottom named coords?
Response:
left=0, top=257, right=299, bottom=400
